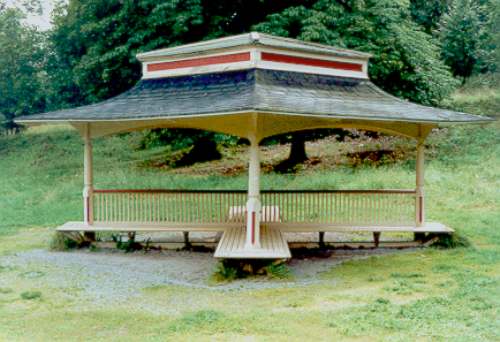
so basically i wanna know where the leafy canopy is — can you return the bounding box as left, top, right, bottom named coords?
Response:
left=255, top=0, right=459, bottom=105
left=46, top=0, right=312, bottom=108
left=439, top=0, right=497, bottom=79
left=0, top=4, right=45, bottom=129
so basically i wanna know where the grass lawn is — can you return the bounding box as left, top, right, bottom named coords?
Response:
left=0, top=85, right=498, bottom=340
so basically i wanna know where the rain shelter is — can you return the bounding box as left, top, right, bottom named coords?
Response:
left=16, top=33, right=491, bottom=258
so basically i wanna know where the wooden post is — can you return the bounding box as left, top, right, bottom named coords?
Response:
left=415, top=137, right=425, bottom=228
left=245, top=116, right=261, bottom=249
left=83, top=124, right=95, bottom=240
left=319, top=231, right=325, bottom=248
left=373, top=232, right=381, bottom=247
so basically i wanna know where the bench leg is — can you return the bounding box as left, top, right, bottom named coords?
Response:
left=319, top=232, right=325, bottom=248
left=83, top=231, right=96, bottom=242
left=414, top=232, right=426, bottom=242
left=183, top=231, right=191, bottom=249
left=373, top=232, right=381, bottom=247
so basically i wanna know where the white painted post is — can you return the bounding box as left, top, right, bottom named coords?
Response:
left=245, top=134, right=261, bottom=249
left=83, top=124, right=94, bottom=226
left=416, top=138, right=425, bottom=227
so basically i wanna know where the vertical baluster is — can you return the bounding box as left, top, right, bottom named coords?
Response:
left=117, top=193, right=121, bottom=222
left=173, top=192, right=176, bottom=223
left=100, top=193, right=104, bottom=222
left=348, top=192, right=352, bottom=225
left=361, top=193, right=365, bottom=225
left=189, top=191, right=192, bottom=223
left=322, top=191, right=326, bottom=224
left=147, top=192, right=151, bottom=223
left=109, top=193, right=113, bottom=222
left=146, top=193, right=150, bottom=223
left=196, top=192, right=199, bottom=223
left=118, top=193, right=121, bottom=222
left=202, top=192, right=205, bottom=223
left=378, top=193, right=382, bottom=225
left=351, top=193, right=355, bottom=225
left=95, top=193, right=99, bottom=222
left=137, top=193, right=141, bottom=222
left=374, top=193, right=377, bottom=226
left=382, top=193, right=386, bottom=225
left=104, top=193, right=108, bottom=222
left=337, top=192, right=341, bottom=224
left=114, top=193, right=120, bottom=222
left=157, top=193, right=160, bottom=222
left=343, top=192, right=347, bottom=225
left=122, top=193, right=125, bottom=223
left=334, top=192, right=338, bottom=224
left=198, top=192, right=202, bottom=223
left=136, top=193, right=140, bottom=222
left=217, top=191, right=221, bottom=223
left=281, top=192, right=284, bottom=222
left=384, top=193, right=388, bottom=225
left=141, top=193, right=145, bottom=223
left=151, top=193, right=154, bottom=223
left=208, top=192, right=212, bottom=223
left=134, top=193, right=137, bottom=222
left=181, top=191, right=185, bottom=223
left=306, top=192, right=310, bottom=223
left=164, top=193, right=168, bottom=222
left=173, top=192, right=176, bottom=222
left=113, top=193, right=116, bottom=222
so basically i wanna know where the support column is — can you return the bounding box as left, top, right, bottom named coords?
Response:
left=83, top=124, right=94, bottom=227
left=245, top=134, right=261, bottom=249
left=415, top=138, right=425, bottom=228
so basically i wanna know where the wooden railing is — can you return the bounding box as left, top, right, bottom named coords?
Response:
left=93, top=190, right=247, bottom=224
left=261, top=190, right=416, bottom=226
left=92, top=189, right=416, bottom=227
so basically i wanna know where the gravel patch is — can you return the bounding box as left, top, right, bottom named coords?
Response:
left=1, top=248, right=410, bottom=305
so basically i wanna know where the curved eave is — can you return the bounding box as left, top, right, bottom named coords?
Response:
left=15, top=109, right=492, bottom=125
left=15, top=69, right=494, bottom=139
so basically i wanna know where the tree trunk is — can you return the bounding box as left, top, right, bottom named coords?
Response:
left=288, top=133, right=308, bottom=163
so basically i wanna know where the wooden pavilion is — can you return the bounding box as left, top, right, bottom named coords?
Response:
left=16, top=33, right=491, bottom=259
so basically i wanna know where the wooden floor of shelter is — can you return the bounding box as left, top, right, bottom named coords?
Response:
left=57, top=221, right=452, bottom=259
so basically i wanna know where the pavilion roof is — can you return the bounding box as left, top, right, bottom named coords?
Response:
left=17, top=68, right=490, bottom=124
left=136, top=32, right=372, bottom=61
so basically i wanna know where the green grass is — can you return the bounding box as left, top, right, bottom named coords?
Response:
left=0, top=84, right=498, bottom=340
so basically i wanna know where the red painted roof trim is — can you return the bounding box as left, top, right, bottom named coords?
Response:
left=261, top=52, right=363, bottom=72
left=147, top=52, right=251, bottom=72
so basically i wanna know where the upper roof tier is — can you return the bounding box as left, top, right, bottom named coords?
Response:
left=136, top=32, right=371, bottom=80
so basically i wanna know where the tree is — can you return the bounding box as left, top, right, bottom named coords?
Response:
left=0, top=4, right=46, bottom=131
left=254, top=0, right=458, bottom=165
left=438, top=0, right=491, bottom=80
left=486, top=0, right=500, bottom=72
left=410, top=0, right=450, bottom=34
left=47, top=0, right=315, bottom=108
left=46, top=0, right=313, bottom=165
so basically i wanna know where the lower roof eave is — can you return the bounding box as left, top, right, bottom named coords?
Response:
left=14, top=109, right=493, bottom=125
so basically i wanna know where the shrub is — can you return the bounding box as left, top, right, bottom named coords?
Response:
left=49, top=232, right=79, bottom=251
left=212, top=259, right=291, bottom=282
left=264, top=262, right=291, bottom=279
left=20, top=291, right=42, bottom=300
left=112, top=233, right=142, bottom=253
left=212, top=261, right=239, bottom=282
left=431, top=233, right=472, bottom=249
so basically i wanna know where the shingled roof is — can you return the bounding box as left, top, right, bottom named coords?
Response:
left=16, top=69, right=490, bottom=124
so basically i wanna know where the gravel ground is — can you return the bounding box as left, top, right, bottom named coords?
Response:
left=0, top=247, right=409, bottom=306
